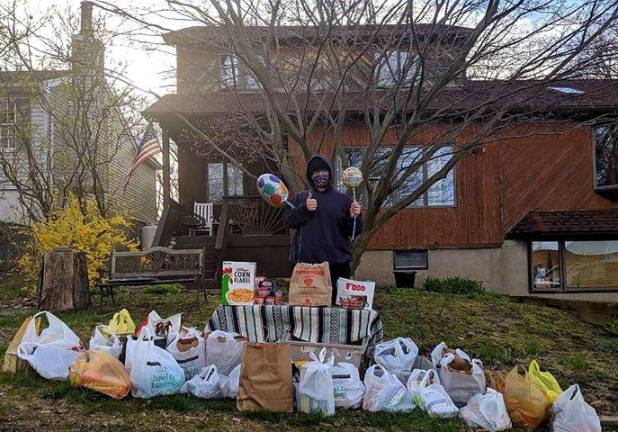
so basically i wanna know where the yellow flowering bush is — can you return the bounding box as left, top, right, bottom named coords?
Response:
left=19, top=195, right=138, bottom=284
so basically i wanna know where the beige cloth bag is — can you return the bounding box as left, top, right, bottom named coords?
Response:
left=288, top=262, right=332, bottom=306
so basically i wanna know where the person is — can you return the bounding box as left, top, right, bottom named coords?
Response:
left=282, top=155, right=362, bottom=304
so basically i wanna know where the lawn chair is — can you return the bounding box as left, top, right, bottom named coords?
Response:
left=190, top=202, right=214, bottom=236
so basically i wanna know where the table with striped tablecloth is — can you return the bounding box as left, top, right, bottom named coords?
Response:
left=207, top=305, right=384, bottom=355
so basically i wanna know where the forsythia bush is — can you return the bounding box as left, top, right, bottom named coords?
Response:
left=19, top=195, right=138, bottom=284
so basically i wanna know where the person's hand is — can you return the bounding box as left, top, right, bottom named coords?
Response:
left=350, top=200, right=361, bottom=217
left=306, top=192, right=318, bottom=212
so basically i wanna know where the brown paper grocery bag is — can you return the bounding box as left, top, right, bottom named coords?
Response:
left=288, top=262, right=332, bottom=306
left=237, top=343, right=293, bottom=413
left=2, top=316, right=40, bottom=374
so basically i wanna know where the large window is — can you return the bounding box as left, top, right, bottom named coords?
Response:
left=530, top=240, right=618, bottom=292
left=220, top=54, right=263, bottom=91
left=0, top=99, right=16, bottom=150
left=374, top=50, right=419, bottom=88
left=207, top=162, right=244, bottom=202
left=336, top=145, right=455, bottom=208
left=593, top=123, right=618, bottom=190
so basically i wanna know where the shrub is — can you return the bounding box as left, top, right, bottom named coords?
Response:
left=422, top=276, right=485, bottom=297
left=604, top=319, right=618, bottom=337
left=18, top=195, right=138, bottom=284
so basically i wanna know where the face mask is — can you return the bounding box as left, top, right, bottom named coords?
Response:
left=311, top=170, right=330, bottom=188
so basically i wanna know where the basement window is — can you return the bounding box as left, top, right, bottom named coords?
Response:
left=393, top=250, right=428, bottom=271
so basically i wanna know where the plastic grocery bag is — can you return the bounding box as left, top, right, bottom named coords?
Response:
left=107, top=309, right=135, bottom=336
left=298, top=348, right=335, bottom=416
left=225, top=364, right=241, bottom=399
left=528, top=360, right=562, bottom=403
left=504, top=366, right=551, bottom=429
left=459, top=388, right=511, bottom=431
left=439, top=352, right=486, bottom=406
left=180, top=365, right=228, bottom=399
left=363, top=365, right=415, bottom=413
left=431, top=341, right=470, bottom=368
left=552, top=385, right=601, bottom=432
left=167, top=328, right=206, bottom=380
left=374, top=337, right=418, bottom=378
left=137, top=310, right=182, bottom=347
left=68, top=350, right=131, bottom=399
left=204, top=330, right=245, bottom=375
left=89, top=325, right=122, bottom=359
left=128, top=337, right=185, bottom=398
left=411, top=369, right=458, bottom=418
left=17, top=311, right=83, bottom=380
left=332, top=362, right=364, bottom=409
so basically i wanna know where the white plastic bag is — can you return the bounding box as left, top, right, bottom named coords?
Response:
left=459, top=388, right=511, bottom=432
left=225, top=364, right=241, bottom=399
left=415, top=369, right=458, bottom=418
left=298, top=348, right=335, bottom=416
left=139, top=310, right=182, bottom=346
left=439, top=353, right=486, bottom=406
left=362, top=365, right=415, bottom=413
left=180, top=365, right=228, bottom=399
left=406, top=368, right=440, bottom=403
left=204, top=330, right=244, bottom=375
left=17, top=311, right=83, bottom=380
left=332, top=362, right=364, bottom=409
left=167, top=328, right=206, bottom=380
left=89, top=325, right=122, bottom=359
left=374, top=337, right=418, bottom=378
left=128, top=337, right=185, bottom=398
left=552, top=385, right=601, bottom=432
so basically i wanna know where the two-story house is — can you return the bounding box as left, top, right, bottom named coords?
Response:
left=146, top=23, right=618, bottom=302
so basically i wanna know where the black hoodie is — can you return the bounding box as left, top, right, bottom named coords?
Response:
left=282, top=155, right=363, bottom=264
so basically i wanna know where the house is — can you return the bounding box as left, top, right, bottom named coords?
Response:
left=145, top=23, right=618, bottom=301
left=0, top=2, right=159, bottom=227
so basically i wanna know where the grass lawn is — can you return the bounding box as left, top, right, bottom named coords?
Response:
left=0, top=275, right=616, bottom=432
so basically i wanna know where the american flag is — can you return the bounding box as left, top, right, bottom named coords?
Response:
left=123, top=121, right=161, bottom=192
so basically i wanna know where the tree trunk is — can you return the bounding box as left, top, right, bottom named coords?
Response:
left=37, top=247, right=90, bottom=311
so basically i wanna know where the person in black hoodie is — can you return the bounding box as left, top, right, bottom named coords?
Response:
left=282, top=155, right=363, bottom=304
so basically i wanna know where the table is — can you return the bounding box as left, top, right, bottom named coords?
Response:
left=207, top=305, right=384, bottom=355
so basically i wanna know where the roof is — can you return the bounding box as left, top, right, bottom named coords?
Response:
left=144, top=79, right=618, bottom=117
left=507, top=209, right=618, bottom=238
left=163, top=24, right=474, bottom=47
left=0, top=70, right=69, bottom=83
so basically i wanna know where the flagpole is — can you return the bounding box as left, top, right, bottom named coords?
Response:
left=162, top=129, right=171, bottom=206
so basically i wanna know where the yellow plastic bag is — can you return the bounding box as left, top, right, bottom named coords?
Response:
left=69, top=350, right=131, bottom=399
left=504, top=366, right=551, bottom=429
left=528, top=360, right=562, bottom=402
left=108, top=308, right=135, bottom=336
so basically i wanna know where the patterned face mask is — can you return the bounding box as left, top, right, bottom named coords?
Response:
left=311, top=170, right=330, bottom=188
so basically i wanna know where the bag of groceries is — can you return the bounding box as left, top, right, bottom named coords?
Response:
left=225, top=364, right=241, bottom=399
left=107, top=309, right=135, bottom=336
left=374, top=337, right=418, bottom=379
left=204, top=330, right=245, bottom=376
left=298, top=348, right=335, bottom=416
left=503, top=366, right=551, bottom=429
left=335, top=278, right=375, bottom=309
left=407, top=369, right=458, bottom=418
left=180, top=365, right=229, bottom=399
left=89, top=325, right=122, bottom=359
left=137, top=310, right=182, bottom=347
left=552, top=385, right=601, bottom=432
left=459, top=389, right=512, bottom=432
left=289, top=262, right=332, bottom=306
left=332, top=362, right=364, bottom=409
left=237, top=343, right=294, bottom=412
left=362, top=365, right=415, bottom=413
left=528, top=359, right=562, bottom=403
left=68, top=350, right=131, bottom=399
left=167, top=327, right=205, bottom=380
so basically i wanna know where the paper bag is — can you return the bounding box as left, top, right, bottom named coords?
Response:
left=2, top=316, right=40, bottom=374
left=289, top=262, right=332, bottom=306
left=237, top=343, right=294, bottom=413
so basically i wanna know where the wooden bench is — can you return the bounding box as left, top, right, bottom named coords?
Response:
left=97, top=247, right=206, bottom=305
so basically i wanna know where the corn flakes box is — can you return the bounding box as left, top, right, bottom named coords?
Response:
left=221, top=261, right=256, bottom=305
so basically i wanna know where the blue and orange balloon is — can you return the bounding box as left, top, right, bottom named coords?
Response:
left=257, top=173, right=295, bottom=208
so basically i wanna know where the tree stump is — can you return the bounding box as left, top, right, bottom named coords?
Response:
left=37, top=247, right=90, bottom=310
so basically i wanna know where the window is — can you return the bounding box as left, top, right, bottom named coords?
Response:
left=529, top=240, right=618, bottom=292
left=593, top=124, right=618, bottom=190
left=207, top=162, right=244, bottom=202
left=0, top=99, right=16, bottom=150
left=220, top=54, right=264, bottom=91
left=374, top=50, right=419, bottom=87
left=394, top=250, right=428, bottom=270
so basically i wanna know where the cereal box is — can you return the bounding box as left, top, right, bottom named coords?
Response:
left=221, top=261, right=256, bottom=305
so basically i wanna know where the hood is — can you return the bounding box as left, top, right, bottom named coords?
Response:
left=306, top=155, right=334, bottom=188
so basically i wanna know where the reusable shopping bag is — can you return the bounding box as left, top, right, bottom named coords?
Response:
left=17, top=311, right=83, bottom=380
left=504, top=366, right=551, bottom=429
left=237, top=343, right=294, bottom=412
left=459, top=388, right=512, bottom=432
left=89, top=325, right=122, bottom=359
left=332, top=362, right=364, bottom=409
left=107, top=309, right=135, bottom=336
left=362, top=365, right=415, bottom=413
left=167, top=327, right=205, bottom=380
left=552, top=385, right=601, bottom=432
left=374, top=337, right=418, bottom=378
left=298, top=348, right=335, bottom=416
left=528, top=359, right=562, bottom=403
left=438, top=352, right=486, bottom=406
left=68, top=350, right=131, bottom=399
left=289, top=262, right=332, bottom=306
left=409, top=369, right=458, bottom=418
left=204, top=330, right=245, bottom=375
left=180, top=365, right=229, bottom=399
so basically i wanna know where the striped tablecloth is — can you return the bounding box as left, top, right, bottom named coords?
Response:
left=207, top=305, right=384, bottom=355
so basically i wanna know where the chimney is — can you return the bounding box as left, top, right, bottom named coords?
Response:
left=80, top=1, right=94, bottom=37
left=71, top=1, right=104, bottom=74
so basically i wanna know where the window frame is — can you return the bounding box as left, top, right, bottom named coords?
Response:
left=220, top=54, right=264, bottom=91
left=207, top=161, right=244, bottom=203
left=0, top=99, right=17, bottom=151
left=393, top=249, right=429, bottom=271
left=528, top=239, right=618, bottom=293
left=592, top=123, right=618, bottom=192
left=374, top=49, right=420, bottom=88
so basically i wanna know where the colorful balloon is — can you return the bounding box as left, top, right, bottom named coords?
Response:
left=257, top=173, right=293, bottom=208
left=342, top=166, right=364, bottom=189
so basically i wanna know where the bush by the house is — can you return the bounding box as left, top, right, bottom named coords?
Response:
left=422, top=276, right=485, bottom=297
